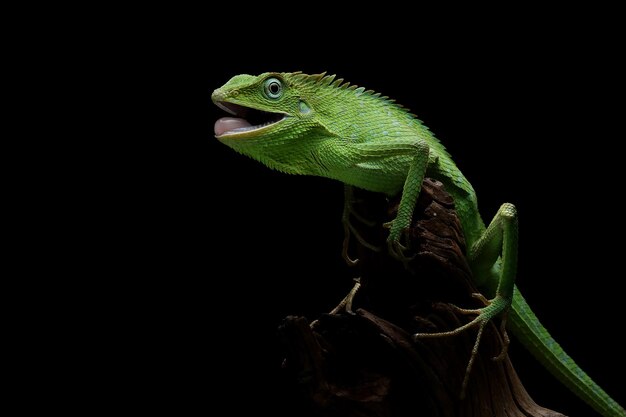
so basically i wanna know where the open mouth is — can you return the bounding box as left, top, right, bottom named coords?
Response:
left=214, top=101, right=285, bottom=137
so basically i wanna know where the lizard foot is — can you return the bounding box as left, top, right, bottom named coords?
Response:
left=414, top=294, right=510, bottom=398
left=310, top=278, right=362, bottom=329
left=384, top=221, right=415, bottom=268
left=386, top=238, right=416, bottom=268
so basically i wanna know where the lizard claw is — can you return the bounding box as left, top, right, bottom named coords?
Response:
left=387, top=239, right=414, bottom=260
left=387, top=237, right=415, bottom=269
left=413, top=295, right=511, bottom=398
left=384, top=220, right=415, bottom=267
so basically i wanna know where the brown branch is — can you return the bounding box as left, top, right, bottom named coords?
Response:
left=278, top=179, right=566, bottom=417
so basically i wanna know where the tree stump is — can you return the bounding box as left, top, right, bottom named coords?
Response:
left=278, top=178, right=565, bottom=417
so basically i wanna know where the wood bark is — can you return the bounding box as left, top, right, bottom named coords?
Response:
left=278, top=178, right=565, bottom=417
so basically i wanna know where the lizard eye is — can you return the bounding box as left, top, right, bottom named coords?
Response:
left=263, top=78, right=283, bottom=99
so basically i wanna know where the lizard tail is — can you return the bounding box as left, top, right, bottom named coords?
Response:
left=509, top=289, right=625, bottom=417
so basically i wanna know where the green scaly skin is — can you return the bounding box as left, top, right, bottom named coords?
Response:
left=212, top=72, right=625, bottom=417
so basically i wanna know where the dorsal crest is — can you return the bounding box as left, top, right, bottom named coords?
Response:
left=288, top=71, right=406, bottom=113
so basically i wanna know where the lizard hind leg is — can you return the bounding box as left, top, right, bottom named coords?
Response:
left=414, top=203, right=518, bottom=398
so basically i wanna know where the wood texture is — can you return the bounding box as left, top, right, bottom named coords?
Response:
left=278, top=178, right=565, bottom=417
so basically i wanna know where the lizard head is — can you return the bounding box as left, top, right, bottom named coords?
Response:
left=211, top=72, right=431, bottom=175
left=211, top=72, right=331, bottom=174
left=212, top=72, right=304, bottom=138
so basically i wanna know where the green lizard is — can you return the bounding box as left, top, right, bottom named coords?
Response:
left=211, top=71, right=625, bottom=417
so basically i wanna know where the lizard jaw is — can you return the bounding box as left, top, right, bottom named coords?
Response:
left=214, top=101, right=286, bottom=138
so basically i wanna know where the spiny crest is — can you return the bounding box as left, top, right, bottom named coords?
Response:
left=288, top=71, right=412, bottom=112
left=291, top=71, right=368, bottom=94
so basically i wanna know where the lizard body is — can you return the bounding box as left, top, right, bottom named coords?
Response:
left=212, top=72, right=624, bottom=417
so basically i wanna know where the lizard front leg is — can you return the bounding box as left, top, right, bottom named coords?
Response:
left=415, top=203, right=518, bottom=397
left=339, top=139, right=431, bottom=265
left=385, top=140, right=431, bottom=265
left=342, top=185, right=380, bottom=266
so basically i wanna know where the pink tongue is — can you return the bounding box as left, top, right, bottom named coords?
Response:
left=214, top=117, right=251, bottom=136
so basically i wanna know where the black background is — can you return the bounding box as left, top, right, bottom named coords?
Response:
left=135, top=11, right=624, bottom=417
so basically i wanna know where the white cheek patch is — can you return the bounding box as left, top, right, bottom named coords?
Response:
left=299, top=100, right=311, bottom=114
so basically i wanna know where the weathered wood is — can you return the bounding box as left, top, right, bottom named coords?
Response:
left=278, top=178, right=565, bottom=417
